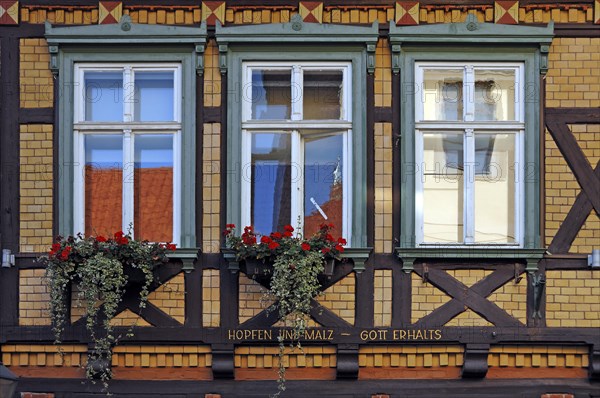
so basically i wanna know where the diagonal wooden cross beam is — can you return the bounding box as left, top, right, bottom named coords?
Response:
left=413, top=265, right=524, bottom=328
left=546, top=110, right=600, bottom=216
left=72, top=263, right=183, bottom=328
left=550, top=162, right=600, bottom=253
left=238, top=263, right=356, bottom=328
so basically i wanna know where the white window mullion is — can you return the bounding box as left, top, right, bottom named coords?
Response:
left=123, top=66, right=133, bottom=123
left=73, top=132, right=85, bottom=235
left=463, top=65, right=474, bottom=122
left=414, top=130, right=424, bottom=245
left=291, top=65, right=302, bottom=121
left=240, top=130, right=252, bottom=228
left=172, top=131, right=182, bottom=245
left=342, top=129, right=351, bottom=244
left=464, top=128, right=475, bottom=244
left=122, top=130, right=134, bottom=235
left=291, top=130, right=303, bottom=233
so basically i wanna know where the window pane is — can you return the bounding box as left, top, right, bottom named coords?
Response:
left=422, top=133, right=463, bottom=243
left=134, top=71, right=175, bottom=122
left=422, top=69, right=463, bottom=121
left=304, top=132, right=343, bottom=237
left=303, top=71, right=343, bottom=120
left=251, top=70, right=291, bottom=120
left=474, top=69, right=516, bottom=121
left=474, top=134, right=516, bottom=243
left=251, top=133, right=291, bottom=234
left=134, top=135, right=173, bottom=242
left=85, top=135, right=123, bottom=236
left=84, top=71, right=123, bottom=122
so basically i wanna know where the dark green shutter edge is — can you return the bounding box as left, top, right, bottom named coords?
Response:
left=389, top=14, right=554, bottom=269
left=45, top=16, right=207, bottom=250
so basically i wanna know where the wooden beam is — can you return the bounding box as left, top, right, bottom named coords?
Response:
left=549, top=162, right=600, bottom=254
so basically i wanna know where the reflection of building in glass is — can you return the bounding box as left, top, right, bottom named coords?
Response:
left=304, top=158, right=343, bottom=237
left=85, top=167, right=173, bottom=241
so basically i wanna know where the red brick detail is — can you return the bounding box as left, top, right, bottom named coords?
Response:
left=21, top=394, right=55, bottom=398
left=541, top=395, right=574, bottom=398
left=205, top=395, right=222, bottom=398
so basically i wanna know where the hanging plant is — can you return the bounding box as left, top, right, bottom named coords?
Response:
left=224, top=222, right=346, bottom=395
left=41, top=231, right=176, bottom=385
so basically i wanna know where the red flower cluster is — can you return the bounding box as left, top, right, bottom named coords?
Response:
left=224, top=222, right=347, bottom=262
left=114, top=231, right=129, bottom=245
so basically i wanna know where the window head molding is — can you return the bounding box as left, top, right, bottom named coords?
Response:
left=215, top=14, right=379, bottom=74
left=46, top=16, right=207, bottom=76
left=389, top=14, right=553, bottom=75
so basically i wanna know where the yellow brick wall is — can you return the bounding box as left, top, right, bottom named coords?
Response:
left=411, top=272, right=451, bottom=323
left=204, top=40, right=221, bottom=107
left=317, top=273, right=356, bottom=325
left=148, top=273, right=185, bottom=324
left=488, top=346, right=589, bottom=368
left=202, top=123, right=221, bottom=253
left=487, top=274, right=527, bottom=324
left=235, top=346, right=336, bottom=369
left=110, top=310, right=152, bottom=327
left=112, top=345, right=212, bottom=368
left=239, top=276, right=273, bottom=324
left=545, top=124, right=600, bottom=253
left=374, top=39, right=392, bottom=108
left=1, top=345, right=88, bottom=367
left=20, top=38, right=53, bottom=108
left=373, top=270, right=392, bottom=327
left=202, top=268, right=220, bottom=327
left=546, top=270, right=600, bottom=328
left=20, top=124, right=53, bottom=253
left=19, top=269, right=51, bottom=326
left=359, top=346, right=463, bottom=368
left=374, top=122, right=393, bottom=253
left=546, top=38, right=600, bottom=109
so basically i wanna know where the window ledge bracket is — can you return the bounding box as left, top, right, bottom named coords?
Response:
left=167, top=248, right=201, bottom=273
left=339, top=247, right=372, bottom=274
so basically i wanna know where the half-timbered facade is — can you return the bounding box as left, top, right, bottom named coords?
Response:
left=0, top=1, right=599, bottom=397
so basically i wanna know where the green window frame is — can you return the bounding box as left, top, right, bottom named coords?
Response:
left=45, top=16, right=206, bottom=248
left=216, top=15, right=378, bottom=249
left=390, top=15, right=553, bottom=271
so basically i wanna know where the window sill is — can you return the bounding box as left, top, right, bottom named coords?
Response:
left=222, top=247, right=372, bottom=274
left=394, top=247, right=546, bottom=274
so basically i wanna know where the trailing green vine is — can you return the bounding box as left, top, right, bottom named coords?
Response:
left=41, top=231, right=175, bottom=387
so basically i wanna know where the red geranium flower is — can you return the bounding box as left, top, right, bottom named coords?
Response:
left=335, top=244, right=344, bottom=253
left=59, top=246, right=72, bottom=260
left=117, top=236, right=129, bottom=245
left=321, top=247, right=331, bottom=254
left=114, top=231, right=124, bottom=238
left=268, top=241, right=280, bottom=250
left=337, top=237, right=347, bottom=245
left=96, top=236, right=107, bottom=242
left=226, top=223, right=236, bottom=229
left=270, top=232, right=282, bottom=240
left=166, top=243, right=177, bottom=251
left=301, top=242, right=311, bottom=251
left=283, top=225, right=294, bottom=232
left=326, top=234, right=334, bottom=242
left=260, top=236, right=272, bottom=244
left=283, top=231, right=293, bottom=238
